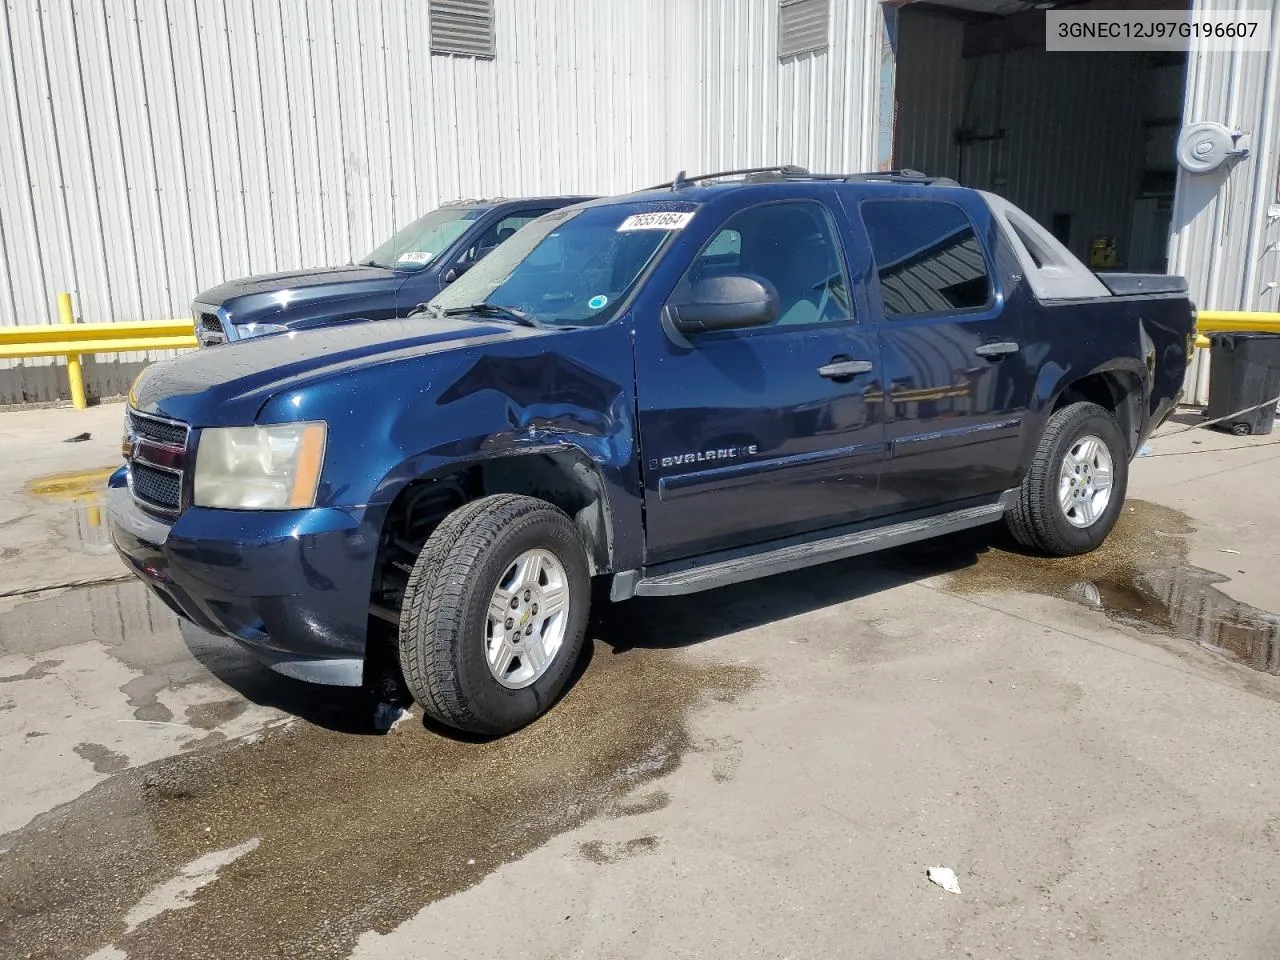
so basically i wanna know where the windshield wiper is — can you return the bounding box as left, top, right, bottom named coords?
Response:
left=444, top=303, right=539, bottom=328
left=357, top=259, right=384, bottom=268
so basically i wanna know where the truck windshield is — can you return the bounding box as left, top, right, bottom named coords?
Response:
left=428, top=204, right=692, bottom=327
left=361, top=207, right=485, bottom=270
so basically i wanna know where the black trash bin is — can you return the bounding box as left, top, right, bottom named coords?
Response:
left=1206, top=332, right=1280, bottom=436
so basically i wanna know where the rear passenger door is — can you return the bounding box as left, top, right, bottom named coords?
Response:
left=634, top=194, right=889, bottom=565
left=849, top=195, right=1030, bottom=513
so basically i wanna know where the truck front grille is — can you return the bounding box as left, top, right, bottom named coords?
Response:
left=195, top=307, right=228, bottom=347
left=130, top=463, right=183, bottom=512
left=128, top=408, right=188, bottom=447
left=124, top=409, right=190, bottom=516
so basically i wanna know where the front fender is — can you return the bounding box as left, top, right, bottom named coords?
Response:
left=373, top=439, right=629, bottom=574
left=257, top=326, right=645, bottom=570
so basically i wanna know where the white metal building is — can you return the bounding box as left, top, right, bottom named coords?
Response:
left=0, top=0, right=1275, bottom=403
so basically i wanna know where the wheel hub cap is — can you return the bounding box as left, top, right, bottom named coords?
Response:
left=1057, top=434, right=1115, bottom=529
left=484, top=548, right=569, bottom=689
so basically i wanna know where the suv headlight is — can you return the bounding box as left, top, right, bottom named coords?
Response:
left=194, top=422, right=327, bottom=509
left=239, top=322, right=289, bottom=339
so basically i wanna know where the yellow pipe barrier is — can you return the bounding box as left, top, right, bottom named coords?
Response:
left=1193, top=310, right=1280, bottom=350
left=4, top=293, right=197, bottom=404
left=57, top=293, right=87, bottom=410
left=1196, top=310, right=1280, bottom=333
left=0, top=335, right=199, bottom=360
left=0, top=318, right=197, bottom=344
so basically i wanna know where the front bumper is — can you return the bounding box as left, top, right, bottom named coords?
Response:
left=106, top=469, right=374, bottom=686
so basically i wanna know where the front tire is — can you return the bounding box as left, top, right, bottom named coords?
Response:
left=1005, top=401, right=1128, bottom=556
left=398, top=494, right=591, bottom=735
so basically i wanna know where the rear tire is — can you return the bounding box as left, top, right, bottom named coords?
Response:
left=398, top=494, right=591, bottom=735
left=1005, top=401, right=1128, bottom=556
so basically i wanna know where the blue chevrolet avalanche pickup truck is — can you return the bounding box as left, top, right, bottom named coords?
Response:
left=109, top=167, right=1196, bottom=735
left=191, top=195, right=592, bottom=346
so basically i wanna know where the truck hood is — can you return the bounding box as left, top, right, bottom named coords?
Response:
left=130, top=315, right=540, bottom=425
left=194, top=265, right=404, bottom=322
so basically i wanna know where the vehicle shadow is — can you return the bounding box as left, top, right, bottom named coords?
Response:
left=1160, top=408, right=1208, bottom=429
left=179, top=525, right=1000, bottom=738
left=177, top=622, right=395, bottom=736
left=589, top=525, right=998, bottom=653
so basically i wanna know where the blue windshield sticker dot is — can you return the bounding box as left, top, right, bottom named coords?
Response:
left=588, top=294, right=608, bottom=310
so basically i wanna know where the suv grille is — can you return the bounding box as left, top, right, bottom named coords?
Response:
left=196, top=309, right=228, bottom=347
left=131, top=463, right=182, bottom=510
left=128, top=409, right=187, bottom=446
left=124, top=409, right=190, bottom=516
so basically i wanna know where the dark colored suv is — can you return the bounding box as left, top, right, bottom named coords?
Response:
left=110, top=166, right=1194, bottom=736
left=191, top=196, right=594, bottom=346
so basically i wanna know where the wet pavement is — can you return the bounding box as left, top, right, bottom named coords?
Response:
left=5, top=401, right=1280, bottom=959
left=906, top=500, right=1280, bottom=676
left=22, top=467, right=117, bottom=559
left=0, top=633, right=753, bottom=960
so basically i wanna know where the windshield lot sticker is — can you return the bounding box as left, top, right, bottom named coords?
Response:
left=617, top=212, right=694, bottom=232
left=397, top=251, right=433, bottom=264
left=588, top=295, right=608, bottom=310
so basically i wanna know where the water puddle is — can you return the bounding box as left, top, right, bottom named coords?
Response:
left=0, top=579, right=378, bottom=728
left=0, top=642, right=756, bottom=960
left=930, top=500, right=1280, bottom=673
left=24, top=465, right=118, bottom=556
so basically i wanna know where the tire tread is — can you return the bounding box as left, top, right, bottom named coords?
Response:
left=1005, top=401, right=1125, bottom=556
left=398, top=494, right=583, bottom=733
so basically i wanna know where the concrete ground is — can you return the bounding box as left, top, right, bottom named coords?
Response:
left=2, top=400, right=1280, bottom=959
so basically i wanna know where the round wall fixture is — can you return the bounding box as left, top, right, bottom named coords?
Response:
left=1176, top=121, right=1249, bottom=175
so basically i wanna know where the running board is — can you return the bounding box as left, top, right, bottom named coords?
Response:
left=615, top=494, right=1013, bottom=599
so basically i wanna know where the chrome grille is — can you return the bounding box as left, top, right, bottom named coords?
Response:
left=194, top=306, right=228, bottom=347
left=128, top=409, right=187, bottom=447
left=124, top=408, right=190, bottom=516
left=130, top=463, right=182, bottom=511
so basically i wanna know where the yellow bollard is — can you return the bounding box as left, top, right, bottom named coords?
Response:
left=58, top=292, right=87, bottom=410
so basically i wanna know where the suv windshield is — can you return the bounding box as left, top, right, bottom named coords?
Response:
left=428, top=204, right=694, bottom=327
left=361, top=207, right=485, bottom=270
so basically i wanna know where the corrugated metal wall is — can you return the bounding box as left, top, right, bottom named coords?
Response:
left=1, top=0, right=891, bottom=405
left=693, top=0, right=886, bottom=174
left=893, top=8, right=1149, bottom=264
left=0, top=0, right=711, bottom=403
left=1168, top=0, right=1280, bottom=402
left=8, top=0, right=1273, bottom=408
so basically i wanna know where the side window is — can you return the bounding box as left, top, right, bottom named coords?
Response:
left=465, top=209, right=554, bottom=264
left=859, top=200, right=991, bottom=319
left=676, top=202, right=852, bottom=328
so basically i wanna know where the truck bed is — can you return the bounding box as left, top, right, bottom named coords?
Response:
left=1096, top=273, right=1189, bottom=297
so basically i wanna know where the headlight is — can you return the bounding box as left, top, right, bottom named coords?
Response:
left=238, top=322, right=289, bottom=339
left=194, top=422, right=327, bottom=509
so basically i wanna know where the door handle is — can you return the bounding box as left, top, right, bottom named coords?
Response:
left=974, top=341, right=1021, bottom=360
left=818, top=358, right=874, bottom=380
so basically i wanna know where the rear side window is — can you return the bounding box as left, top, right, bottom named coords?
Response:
left=860, top=200, right=991, bottom=319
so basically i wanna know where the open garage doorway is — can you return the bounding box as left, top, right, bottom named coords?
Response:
left=892, top=1, right=1190, bottom=274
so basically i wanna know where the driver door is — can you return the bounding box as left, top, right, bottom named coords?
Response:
left=633, top=195, right=889, bottom=565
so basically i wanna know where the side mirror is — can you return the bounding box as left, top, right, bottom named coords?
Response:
left=443, top=262, right=470, bottom=284
left=666, top=275, right=779, bottom=334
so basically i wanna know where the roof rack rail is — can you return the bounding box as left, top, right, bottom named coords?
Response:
left=644, top=165, right=812, bottom=191
left=641, top=166, right=958, bottom=192
left=440, top=196, right=509, bottom=206
left=772, top=168, right=960, bottom=185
